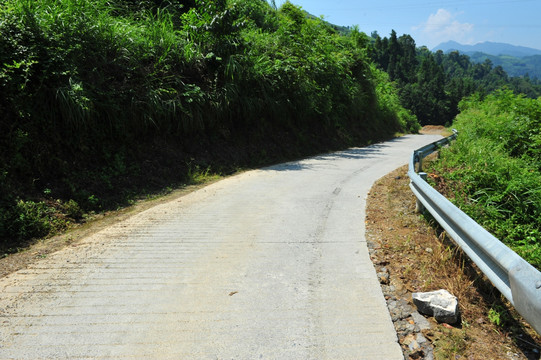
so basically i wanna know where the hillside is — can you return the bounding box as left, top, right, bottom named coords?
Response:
left=468, top=53, right=541, bottom=79
left=369, top=32, right=541, bottom=127
left=433, top=41, right=541, bottom=79
left=430, top=90, right=541, bottom=269
left=0, top=0, right=418, bottom=249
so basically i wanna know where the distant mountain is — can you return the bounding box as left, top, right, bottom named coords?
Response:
left=468, top=53, right=541, bottom=80
left=433, top=41, right=541, bottom=79
left=433, top=41, right=541, bottom=58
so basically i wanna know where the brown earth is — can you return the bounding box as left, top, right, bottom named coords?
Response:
left=419, top=125, right=452, bottom=135
left=366, top=161, right=541, bottom=359
left=0, top=180, right=220, bottom=279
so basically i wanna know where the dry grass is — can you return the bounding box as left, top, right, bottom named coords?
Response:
left=366, top=163, right=541, bottom=360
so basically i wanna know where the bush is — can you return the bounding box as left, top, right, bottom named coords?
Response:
left=432, top=90, right=541, bottom=268
left=0, top=0, right=418, bottom=247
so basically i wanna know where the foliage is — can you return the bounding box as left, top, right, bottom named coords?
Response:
left=369, top=32, right=541, bottom=125
left=468, top=52, right=541, bottom=81
left=431, top=90, right=541, bottom=268
left=488, top=305, right=510, bottom=327
left=0, top=0, right=417, bottom=247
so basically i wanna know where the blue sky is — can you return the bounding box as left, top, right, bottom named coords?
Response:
left=274, top=0, right=541, bottom=50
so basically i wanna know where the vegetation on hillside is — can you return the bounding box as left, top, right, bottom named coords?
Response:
left=0, top=0, right=418, bottom=248
left=468, top=52, right=541, bottom=81
left=430, top=90, right=541, bottom=269
left=369, top=31, right=541, bottom=126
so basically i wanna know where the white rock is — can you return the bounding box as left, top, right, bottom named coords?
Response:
left=412, top=289, right=459, bottom=324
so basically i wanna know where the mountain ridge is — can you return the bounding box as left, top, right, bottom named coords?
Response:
left=433, top=41, right=541, bottom=58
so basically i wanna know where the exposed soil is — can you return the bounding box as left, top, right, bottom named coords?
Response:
left=419, top=125, right=451, bottom=136
left=366, top=162, right=541, bottom=359
left=0, top=180, right=220, bottom=279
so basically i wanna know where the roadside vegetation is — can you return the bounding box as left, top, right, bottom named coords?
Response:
left=0, top=0, right=418, bottom=250
left=428, top=90, right=541, bottom=269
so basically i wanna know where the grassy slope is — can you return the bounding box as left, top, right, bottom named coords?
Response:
left=0, top=0, right=419, bottom=250
left=429, top=91, right=541, bottom=269
left=366, top=164, right=541, bottom=359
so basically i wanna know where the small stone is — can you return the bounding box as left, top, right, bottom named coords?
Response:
left=389, top=299, right=413, bottom=321
left=378, top=271, right=390, bottom=285
left=416, top=333, right=428, bottom=345
left=423, top=347, right=435, bottom=360
left=382, top=284, right=397, bottom=299
left=408, top=339, right=421, bottom=352
left=412, top=289, right=459, bottom=324
left=411, top=311, right=431, bottom=330
left=394, top=319, right=415, bottom=337
left=425, top=247, right=433, bottom=254
left=403, top=333, right=416, bottom=346
left=378, top=267, right=390, bottom=284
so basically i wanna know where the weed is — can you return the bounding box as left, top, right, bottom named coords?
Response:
left=187, top=163, right=221, bottom=185
left=62, top=199, right=83, bottom=220
left=433, top=328, right=468, bottom=360
left=488, top=305, right=510, bottom=327
left=12, top=200, right=54, bottom=240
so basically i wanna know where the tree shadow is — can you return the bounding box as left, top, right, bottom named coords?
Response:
left=262, top=141, right=395, bottom=172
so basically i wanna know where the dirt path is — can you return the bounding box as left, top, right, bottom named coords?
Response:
left=0, top=135, right=442, bottom=359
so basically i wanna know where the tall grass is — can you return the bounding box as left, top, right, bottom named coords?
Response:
left=0, top=0, right=418, bottom=246
left=431, top=90, right=541, bottom=268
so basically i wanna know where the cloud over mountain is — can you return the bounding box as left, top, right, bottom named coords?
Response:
left=415, top=9, right=474, bottom=48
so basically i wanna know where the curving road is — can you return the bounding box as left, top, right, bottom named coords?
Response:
left=0, top=134, right=441, bottom=359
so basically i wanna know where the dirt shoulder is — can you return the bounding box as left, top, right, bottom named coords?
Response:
left=419, top=125, right=452, bottom=136
left=0, top=180, right=221, bottom=279
left=366, top=164, right=540, bottom=359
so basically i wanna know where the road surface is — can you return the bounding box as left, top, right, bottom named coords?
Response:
left=0, top=134, right=442, bottom=359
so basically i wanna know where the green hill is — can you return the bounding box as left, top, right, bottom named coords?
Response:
left=468, top=53, right=541, bottom=80
left=0, top=0, right=417, bottom=248
left=433, top=40, right=541, bottom=58
left=433, top=41, right=541, bottom=80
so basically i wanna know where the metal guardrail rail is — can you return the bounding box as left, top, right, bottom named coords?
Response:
left=408, top=131, right=541, bottom=334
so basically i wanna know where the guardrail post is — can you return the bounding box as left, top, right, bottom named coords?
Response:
left=415, top=172, right=427, bottom=213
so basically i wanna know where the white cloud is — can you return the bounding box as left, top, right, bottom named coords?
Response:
left=414, top=9, right=474, bottom=48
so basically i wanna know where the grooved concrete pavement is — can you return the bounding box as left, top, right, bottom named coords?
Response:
left=0, top=135, right=442, bottom=359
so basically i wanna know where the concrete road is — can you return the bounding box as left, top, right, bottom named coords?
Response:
left=0, top=134, right=442, bottom=359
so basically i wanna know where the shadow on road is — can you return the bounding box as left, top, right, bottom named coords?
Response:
left=263, top=136, right=415, bottom=172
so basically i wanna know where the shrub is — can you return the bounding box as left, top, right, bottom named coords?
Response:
left=0, top=0, right=418, bottom=247
left=432, top=90, right=541, bottom=268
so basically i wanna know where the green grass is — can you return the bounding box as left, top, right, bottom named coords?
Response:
left=430, top=90, right=541, bottom=269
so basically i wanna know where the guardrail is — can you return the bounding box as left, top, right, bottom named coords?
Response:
left=408, top=131, right=541, bottom=334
